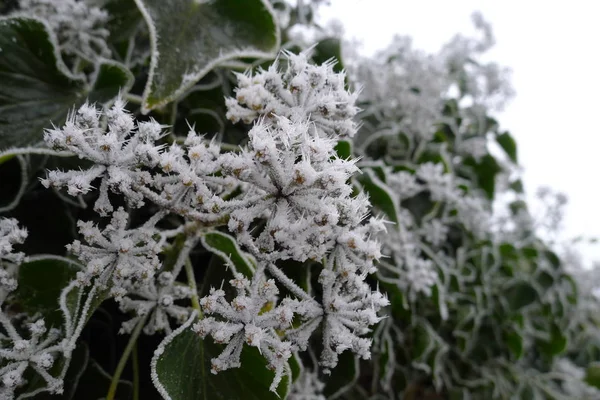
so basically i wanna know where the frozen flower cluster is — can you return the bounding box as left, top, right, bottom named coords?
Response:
left=226, top=50, right=359, bottom=139
left=66, top=207, right=164, bottom=293
left=193, top=272, right=320, bottom=392
left=17, top=0, right=110, bottom=62
left=0, top=218, right=27, bottom=297
left=118, top=272, right=194, bottom=335
left=41, top=100, right=165, bottom=216
left=221, top=117, right=364, bottom=262
left=0, top=316, right=64, bottom=399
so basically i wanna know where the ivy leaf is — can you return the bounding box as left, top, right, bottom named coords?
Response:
left=538, top=323, right=567, bottom=357
left=133, top=0, right=280, bottom=112
left=323, top=352, right=359, bottom=399
left=334, top=140, right=352, bottom=159
left=312, top=37, right=344, bottom=73
left=0, top=16, right=133, bottom=150
left=585, top=363, right=600, bottom=389
left=200, top=230, right=255, bottom=278
left=152, top=314, right=290, bottom=400
left=496, top=131, right=518, bottom=163
left=357, top=169, right=399, bottom=224
left=14, top=255, right=82, bottom=327
left=505, top=280, right=539, bottom=311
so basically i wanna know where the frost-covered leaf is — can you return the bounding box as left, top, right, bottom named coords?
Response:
left=0, top=16, right=133, bottom=149
left=200, top=230, right=255, bottom=277
left=312, top=37, right=344, bottom=74
left=585, top=363, right=600, bottom=389
left=358, top=169, right=399, bottom=224
left=134, top=0, right=280, bottom=112
left=496, top=131, right=517, bottom=163
left=152, top=314, right=290, bottom=399
left=323, top=352, right=359, bottom=399
left=14, top=255, right=82, bottom=327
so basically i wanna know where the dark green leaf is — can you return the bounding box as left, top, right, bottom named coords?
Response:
left=585, top=363, right=600, bottom=389
left=152, top=317, right=290, bottom=399
left=358, top=169, right=399, bottom=224
left=312, top=37, right=344, bottom=73
left=538, top=324, right=567, bottom=357
left=323, top=351, right=359, bottom=398
left=14, top=255, right=82, bottom=327
left=201, top=230, right=255, bottom=278
left=504, top=330, right=523, bottom=359
left=496, top=131, right=518, bottom=163
left=334, top=140, right=352, bottom=159
left=0, top=17, right=133, bottom=149
left=134, top=0, right=280, bottom=112
left=505, top=280, right=538, bottom=311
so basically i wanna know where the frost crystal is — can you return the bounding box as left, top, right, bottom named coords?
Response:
left=0, top=316, right=64, bottom=399
left=17, top=0, right=111, bottom=61
left=226, top=49, right=359, bottom=139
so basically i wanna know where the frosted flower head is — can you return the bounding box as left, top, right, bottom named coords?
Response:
left=118, top=272, right=193, bottom=335
left=193, top=271, right=319, bottom=393
left=66, top=208, right=163, bottom=290
left=223, top=117, right=362, bottom=262
left=226, top=49, right=359, bottom=139
left=18, top=0, right=111, bottom=62
left=0, top=218, right=28, bottom=297
left=0, top=316, right=64, bottom=399
left=42, top=100, right=166, bottom=215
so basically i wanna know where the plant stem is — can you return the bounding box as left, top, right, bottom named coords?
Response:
left=132, top=343, right=140, bottom=400
left=106, top=314, right=148, bottom=400
left=184, top=257, right=202, bottom=317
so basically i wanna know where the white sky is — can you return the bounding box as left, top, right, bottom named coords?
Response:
left=320, top=0, right=600, bottom=263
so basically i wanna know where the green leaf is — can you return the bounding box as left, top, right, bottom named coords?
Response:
left=538, top=324, right=567, bottom=357
left=152, top=315, right=290, bottom=399
left=505, top=280, right=539, bottom=311
left=14, top=255, right=82, bottom=327
left=0, top=16, right=133, bottom=149
left=323, top=352, right=359, bottom=398
left=496, top=131, right=518, bottom=163
left=463, top=154, right=502, bottom=200
left=201, top=230, right=255, bottom=277
left=134, top=0, right=280, bottom=112
left=312, top=37, right=344, bottom=73
left=358, top=169, right=399, bottom=224
left=585, top=363, right=600, bottom=389
left=504, top=330, right=523, bottom=359
left=334, top=140, right=352, bottom=159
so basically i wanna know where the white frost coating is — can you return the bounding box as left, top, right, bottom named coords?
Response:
left=150, top=310, right=198, bottom=400
left=133, top=0, right=281, bottom=113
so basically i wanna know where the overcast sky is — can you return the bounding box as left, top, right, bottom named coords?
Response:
left=320, top=0, right=600, bottom=263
